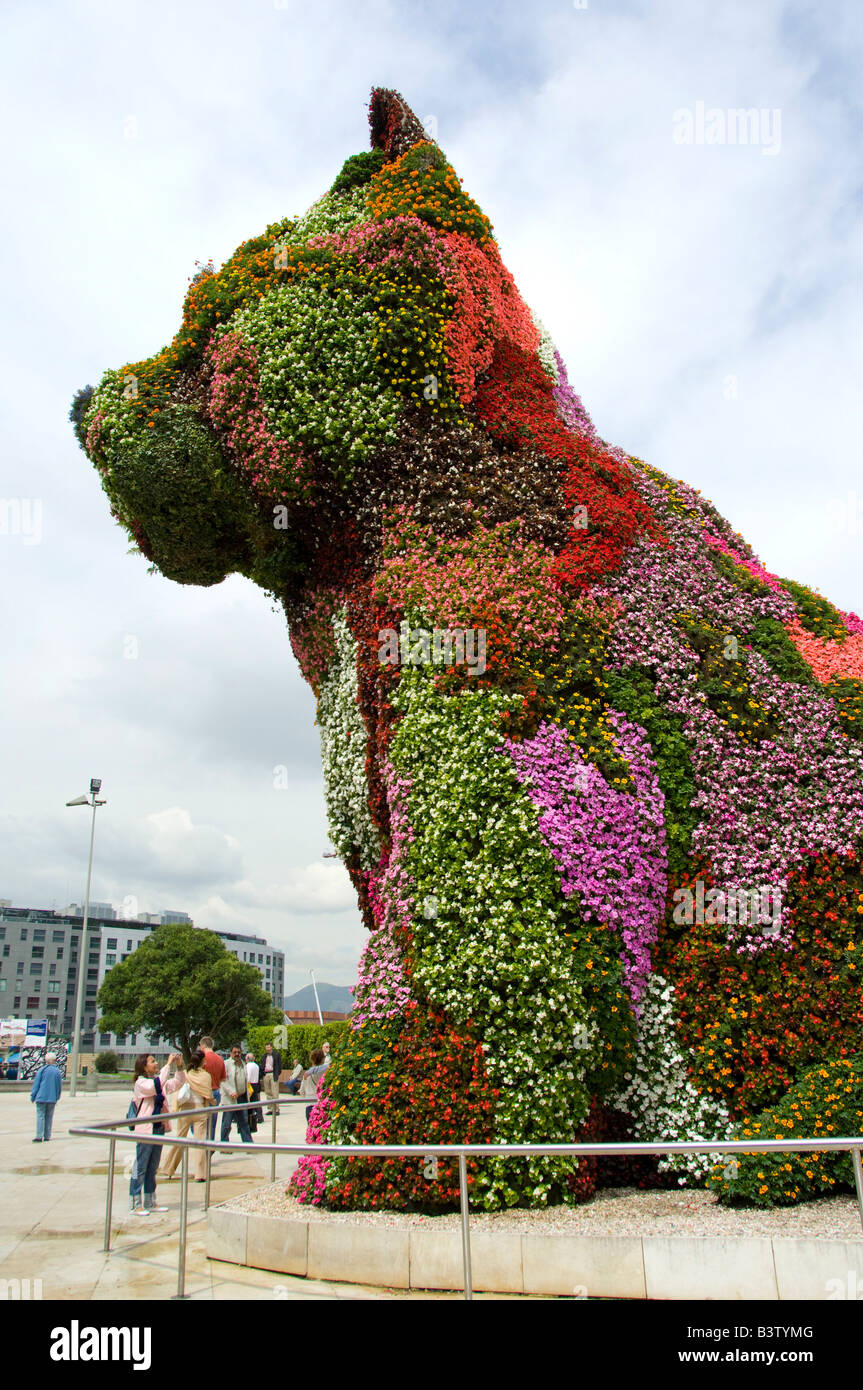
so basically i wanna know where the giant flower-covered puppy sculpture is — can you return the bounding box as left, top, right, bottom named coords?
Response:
left=73, top=88, right=863, bottom=1212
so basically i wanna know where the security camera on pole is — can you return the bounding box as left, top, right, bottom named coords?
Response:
left=65, top=778, right=106, bottom=1098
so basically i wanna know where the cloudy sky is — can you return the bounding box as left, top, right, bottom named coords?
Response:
left=1, top=0, right=861, bottom=999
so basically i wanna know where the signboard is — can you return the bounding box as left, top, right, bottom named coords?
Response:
left=20, top=1039, right=69, bottom=1080
left=24, top=1019, right=48, bottom=1048
left=0, top=1018, right=27, bottom=1047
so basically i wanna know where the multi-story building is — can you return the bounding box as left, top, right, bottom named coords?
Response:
left=0, top=905, right=284, bottom=1065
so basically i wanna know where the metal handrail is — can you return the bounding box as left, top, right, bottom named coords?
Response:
left=71, top=1101, right=863, bottom=1302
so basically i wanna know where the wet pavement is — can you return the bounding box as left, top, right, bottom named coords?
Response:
left=0, top=1088, right=481, bottom=1300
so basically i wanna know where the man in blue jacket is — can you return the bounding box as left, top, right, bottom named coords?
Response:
left=30, top=1052, right=63, bottom=1142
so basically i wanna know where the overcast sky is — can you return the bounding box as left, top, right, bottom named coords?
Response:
left=1, top=0, right=861, bottom=999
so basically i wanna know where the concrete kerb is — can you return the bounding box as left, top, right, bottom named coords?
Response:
left=67, top=1117, right=863, bottom=1302
left=206, top=1204, right=863, bottom=1299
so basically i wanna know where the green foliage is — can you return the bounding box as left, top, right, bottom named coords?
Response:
left=826, top=677, right=863, bottom=740
left=94, top=1050, right=119, bottom=1074
left=780, top=577, right=848, bottom=641
left=104, top=406, right=257, bottom=585
left=510, top=603, right=632, bottom=789
left=676, top=615, right=779, bottom=743
left=69, top=384, right=95, bottom=450
left=604, top=666, right=698, bottom=882
left=747, top=617, right=817, bottom=687
left=711, top=550, right=775, bottom=598
left=236, top=264, right=402, bottom=483
left=708, top=1054, right=863, bottom=1207
left=97, top=923, right=277, bottom=1062
left=245, top=1020, right=349, bottom=1067
left=330, top=148, right=386, bottom=195
left=380, top=672, right=636, bottom=1208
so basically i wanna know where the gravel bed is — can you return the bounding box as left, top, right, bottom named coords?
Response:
left=221, top=1183, right=863, bottom=1240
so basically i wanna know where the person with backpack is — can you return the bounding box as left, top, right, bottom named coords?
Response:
left=128, top=1053, right=181, bottom=1215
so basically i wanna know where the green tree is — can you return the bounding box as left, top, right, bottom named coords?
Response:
left=245, top=1020, right=349, bottom=1068
left=96, top=923, right=281, bottom=1063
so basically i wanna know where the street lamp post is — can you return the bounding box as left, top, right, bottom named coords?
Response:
left=66, top=778, right=106, bottom=1097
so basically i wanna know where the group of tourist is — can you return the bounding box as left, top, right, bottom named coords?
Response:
left=126, top=1037, right=332, bottom=1214
left=25, top=1037, right=333, bottom=1216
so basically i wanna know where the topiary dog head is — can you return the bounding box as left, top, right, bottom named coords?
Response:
left=71, top=86, right=644, bottom=616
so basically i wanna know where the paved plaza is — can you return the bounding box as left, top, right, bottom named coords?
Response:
left=0, top=1089, right=479, bottom=1301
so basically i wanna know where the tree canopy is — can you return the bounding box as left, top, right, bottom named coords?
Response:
left=96, top=923, right=281, bottom=1061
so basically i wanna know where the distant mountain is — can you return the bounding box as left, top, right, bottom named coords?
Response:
left=284, top=982, right=353, bottom=1015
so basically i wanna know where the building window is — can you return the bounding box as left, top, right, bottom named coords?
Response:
left=121, top=954, right=129, bottom=961
left=16, top=962, right=24, bottom=974
left=126, top=940, right=133, bottom=950
left=258, top=954, right=263, bottom=963
left=20, top=929, right=27, bottom=941
left=107, top=938, right=117, bottom=949
left=33, top=929, right=45, bottom=942
left=30, top=963, right=41, bottom=975
left=13, top=997, right=20, bottom=1009
left=47, top=997, right=59, bottom=1008
left=0, top=927, right=5, bottom=940
left=2, top=945, right=8, bottom=957
left=49, top=963, right=56, bottom=976
left=105, top=954, right=116, bottom=966
left=52, top=930, right=65, bottom=942
left=32, top=946, right=44, bottom=958
left=0, top=980, right=6, bottom=992
left=99, top=1033, right=112, bottom=1046
left=27, top=997, right=40, bottom=1008
left=87, top=969, right=98, bottom=980
left=88, top=952, right=99, bottom=965
left=56, top=948, right=63, bottom=959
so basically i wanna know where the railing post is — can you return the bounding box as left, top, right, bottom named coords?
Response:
left=173, top=1144, right=190, bottom=1299
left=204, top=1145, right=212, bottom=1212
left=458, top=1153, right=473, bottom=1302
left=270, top=1100, right=277, bottom=1183
left=852, top=1146, right=863, bottom=1236
left=102, top=1136, right=116, bottom=1252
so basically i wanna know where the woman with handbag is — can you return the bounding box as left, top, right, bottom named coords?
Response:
left=159, top=1052, right=198, bottom=1180
left=173, top=1049, right=214, bottom=1182
left=129, top=1053, right=179, bottom=1215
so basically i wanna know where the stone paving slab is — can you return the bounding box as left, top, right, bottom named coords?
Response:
left=0, top=1089, right=482, bottom=1301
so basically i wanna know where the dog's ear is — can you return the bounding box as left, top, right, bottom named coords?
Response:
left=368, top=87, right=430, bottom=161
